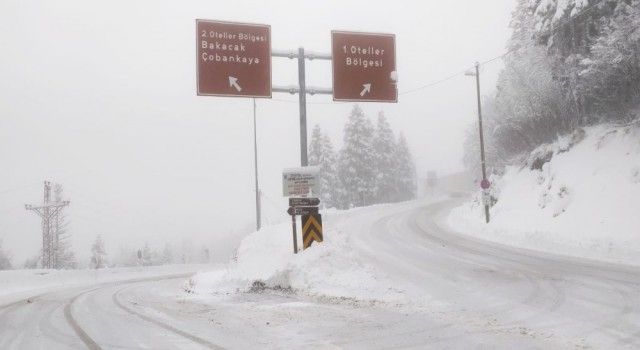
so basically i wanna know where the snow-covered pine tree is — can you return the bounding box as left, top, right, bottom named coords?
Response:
left=321, top=133, right=341, bottom=207
left=53, top=183, right=77, bottom=269
left=142, top=242, right=153, bottom=266
left=308, top=124, right=340, bottom=208
left=508, top=0, right=537, bottom=54
left=161, top=243, right=173, bottom=265
left=337, top=105, right=376, bottom=208
left=0, top=239, right=12, bottom=270
left=512, top=0, right=637, bottom=120
left=372, top=111, right=397, bottom=204
left=90, top=235, right=107, bottom=269
left=580, top=0, right=640, bottom=117
left=394, top=133, right=417, bottom=201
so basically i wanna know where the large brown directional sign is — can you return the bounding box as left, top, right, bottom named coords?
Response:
left=302, top=213, right=323, bottom=249
left=331, top=31, right=397, bottom=103
left=196, top=19, right=272, bottom=98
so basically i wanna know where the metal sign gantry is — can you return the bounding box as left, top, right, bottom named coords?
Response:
left=196, top=19, right=398, bottom=252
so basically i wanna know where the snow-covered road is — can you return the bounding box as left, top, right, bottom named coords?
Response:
left=1, top=197, right=639, bottom=349
left=354, top=197, right=640, bottom=348
left=0, top=274, right=222, bottom=349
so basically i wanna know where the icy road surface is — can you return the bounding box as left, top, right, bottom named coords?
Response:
left=1, top=197, right=639, bottom=349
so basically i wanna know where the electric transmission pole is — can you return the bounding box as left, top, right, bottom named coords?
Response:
left=25, top=181, right=70, bottom=269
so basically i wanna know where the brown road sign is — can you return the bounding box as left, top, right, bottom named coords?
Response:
left=287, top=206, right=319, bottom=216
left=196, top=19, right=272, bottom=98
left=331, top=31, right=397, bottom=103
left=302, top=213, right=323, bottom=249
left=289, top=197, right=320, bottom=207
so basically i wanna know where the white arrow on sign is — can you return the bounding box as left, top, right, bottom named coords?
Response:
left=360, top=83, right=371, bottom=97
left=229, top=76, right=242, bottom=92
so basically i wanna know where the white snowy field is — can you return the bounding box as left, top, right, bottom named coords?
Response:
left=449, top=123, right=640, bottom=265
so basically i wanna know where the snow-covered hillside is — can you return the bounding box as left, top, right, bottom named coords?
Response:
left=450, top=123, right=640, bottom=265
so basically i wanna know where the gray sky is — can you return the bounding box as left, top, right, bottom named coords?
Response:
left=0, top=0, right=515, bottom=263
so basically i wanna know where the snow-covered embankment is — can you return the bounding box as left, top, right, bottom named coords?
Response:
left=186, top=202, right=433, bottom=306
left=449, top=123, right=640, bottom=265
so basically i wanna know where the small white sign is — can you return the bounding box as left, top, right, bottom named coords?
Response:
left=482, top=190, right=492, bottom=206
left=283, top=166, right=319, bottom=197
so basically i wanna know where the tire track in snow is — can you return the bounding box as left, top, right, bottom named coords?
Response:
left=63, top=274, right=204, bottom=350
left=111, top=283, right=225, bottom=349
left=64, top=288, right=103, bottom=350
left=0, top=292, right=47, bottom=313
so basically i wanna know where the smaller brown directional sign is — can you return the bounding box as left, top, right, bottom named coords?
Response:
left=287, top=206, right=319, bottom=216
left=302, top=213, right=323, bottom=249
left=196, top=19, right=272, bottom=98
left=289, top=197, right=320, bottom=207
left=332, top=31, right=397, bottom=103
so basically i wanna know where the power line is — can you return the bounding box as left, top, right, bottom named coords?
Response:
left=399, top=68, right=471, bottom=96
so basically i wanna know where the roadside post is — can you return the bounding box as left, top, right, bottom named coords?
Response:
left=291, top=213, right=298, bottom=254
left=466, top=62, right=490, bottom=223
left=283, top=167, right=320, bottom=253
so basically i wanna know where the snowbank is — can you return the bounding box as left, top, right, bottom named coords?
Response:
left=449, top=123, right=640, bottom=265
left=0, top=264, right=211, bottom=304
left=186, top=203, right=428, bottom=306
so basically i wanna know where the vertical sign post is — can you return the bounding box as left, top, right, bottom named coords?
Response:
left=291, top=214, right=298, bottom=254
left=297, top=47, right=309, bottom=167
left=253, top=98, right=261, bottom=231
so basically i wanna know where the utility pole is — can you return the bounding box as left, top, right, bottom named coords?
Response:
left=252, top=98, right=261, bottom=231
left=466, top=62, right=490, bottom=223
left=25, top=181, right=70, bottom=268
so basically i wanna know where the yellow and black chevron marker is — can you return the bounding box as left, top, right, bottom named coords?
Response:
left=302, top=213, right=323, bottom=249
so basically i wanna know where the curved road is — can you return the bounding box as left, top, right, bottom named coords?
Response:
left=0, top=274, right=224, bottom=350
left=351, top=197, right=640, bottom=349
left=1, top=197, right=639, bottom=349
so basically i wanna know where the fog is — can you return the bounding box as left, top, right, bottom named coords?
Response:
left=0, top=0, right=514, bottom=264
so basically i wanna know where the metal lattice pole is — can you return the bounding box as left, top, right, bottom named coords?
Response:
left=25, top=181, right=70, bottom=269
